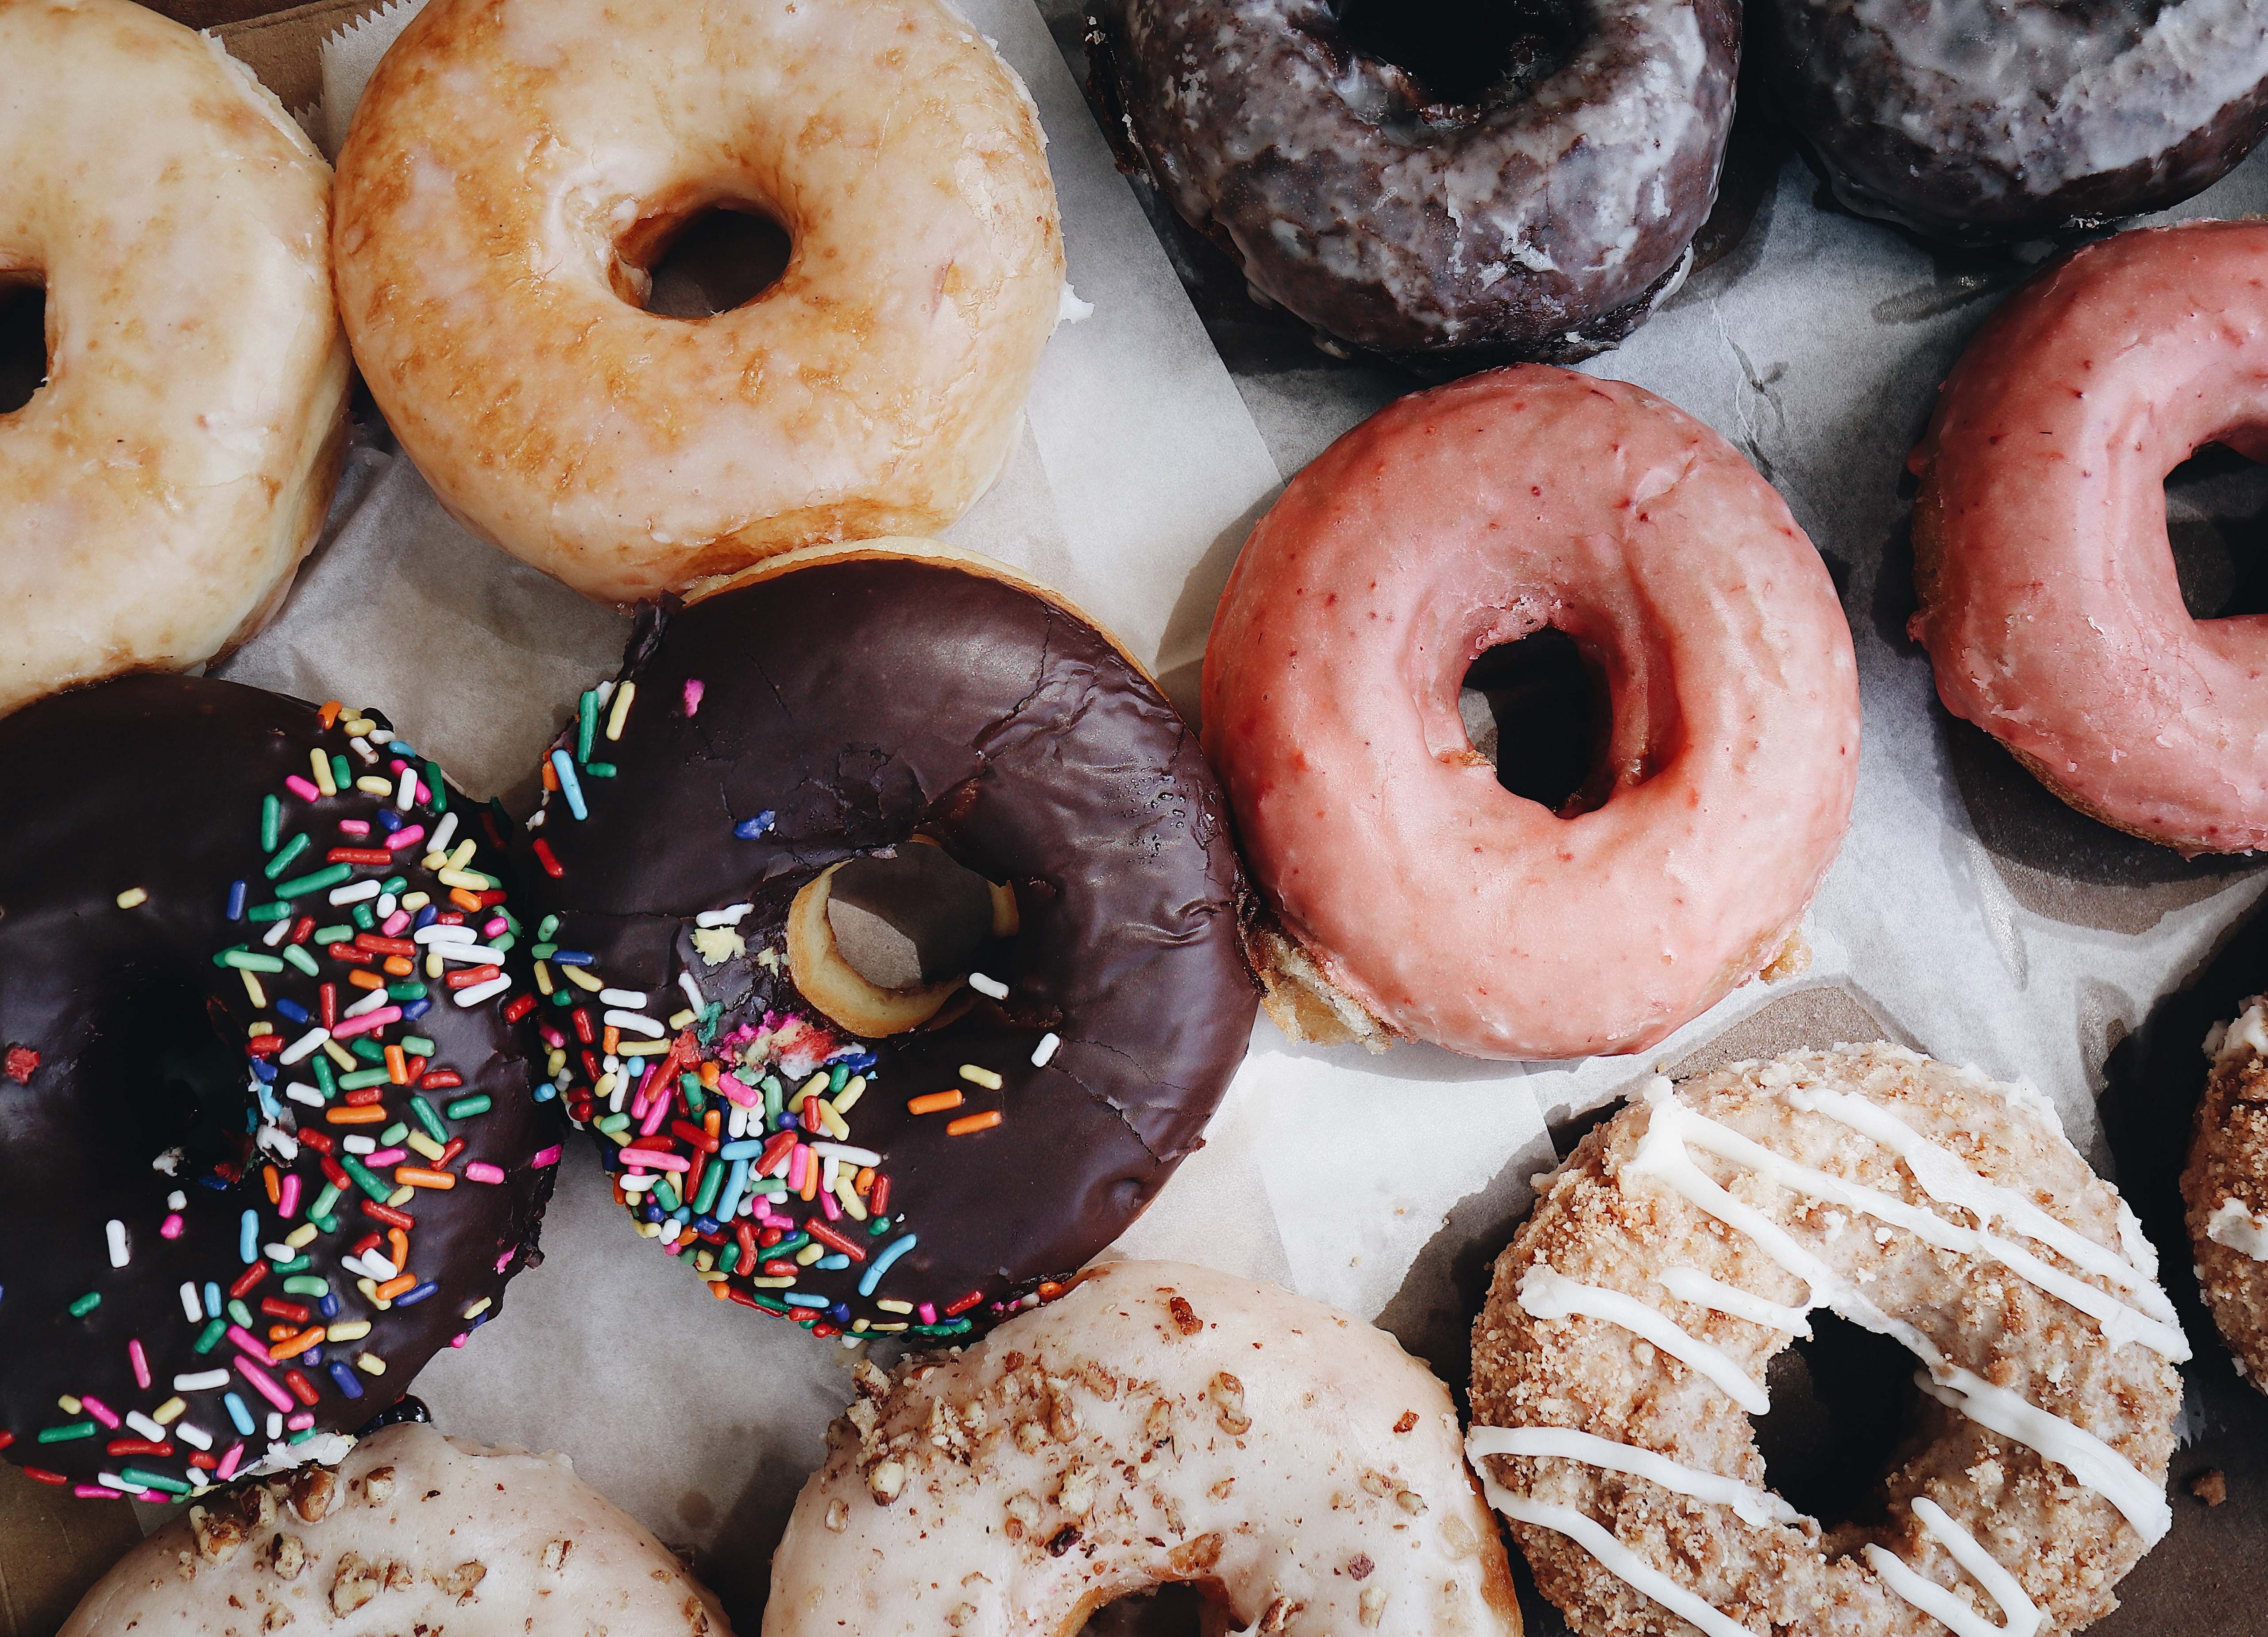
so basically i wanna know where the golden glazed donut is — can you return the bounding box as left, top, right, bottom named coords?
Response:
left=0, top=0, right=348, bottom=718
left=332, top=0, right=1065, bottom=604
left=764, top=1260, right=1522, bottom=1637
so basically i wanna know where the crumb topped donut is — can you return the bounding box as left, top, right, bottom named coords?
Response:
left=0, top=0, right=349, bottom=716
left=57, top=1420, right=731, bottom=1637
left=2187, top=998, right=2268, bottom=1389
left=1088, top=0, right=1735, bottom=365
left=332, top=0, right=1065, bottom=604
left=764, top=1260, right=1521, bottom=1637
left=1469, top=1044, right=2184, bottom=1637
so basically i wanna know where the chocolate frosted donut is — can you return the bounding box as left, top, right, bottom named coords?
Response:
left=518, top=540, right=1255, bottom=1341
left=0, top=676, right=558, bottom=1499
left=1087, top=0, right=1738, bottom=364
left=1759, top=0, right=2268, bottom=243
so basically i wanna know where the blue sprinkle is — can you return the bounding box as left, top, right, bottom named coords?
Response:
left=717, top=1138, right=768, bottom=1161
left=387, top=740, right=416, bottom=756
left=224, top=1392, right=255, bottom=1436
left=301, top=1344, right=324, bottom=1367
left=816, top=1253, right=850, bottom=1271
left=400, top=998, right=433, bottom=1022
left=197, top=1173, right=228, bottom=1191
left=550, top=949, right=594, bottom=966
left=784, top=1293, right=830, bottom=1309
left=254, top=1084, right=280, bottom=1125
left=225, top=880, right=247, bottom=921
left=828, top=1302, right=851, bottom=1324
left=732, top=810, right=775, bottom=840
left=669, top=1207, right=690, bottom=1225
left=239, top=1211, right=259, bottom=1264
left=550, top=750, right=588, bottom=820
left=319, top=1293, right=340, bottom=1320
left=414, top=905, right=437, bottom=930
left=250, top=1057, right=277, bottom=1085
left=375, top=808, right=403, bottom=832
left=857, top=1232, right=919, bottom=1297
left=394, top=1280, right=440, bottom=1307
left=203, top=1281, right=222, bottom=1319
left=326, top=1361, right=364, bottom=1399
left=276, top=998, right=310, bottom=1026
left=532, top=1081, right=556, bottom=1103
left=641, top=1204, right=663, bottom=1224
left=692, top=1215, right=721, bottom=1235
left=469, top=1311, right=490, bottom=1330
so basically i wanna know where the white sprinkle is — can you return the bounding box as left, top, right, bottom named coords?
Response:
left=328, top=879, right=382, bottom=906
left=174, top=1421, right=213, bottom=1451
left=429, top=811, right=460, bottom=855
left=178, top=1282, right=202, bottom=1323
left=173, top=1370, right=231, bottom=1393
left=285, top=1083, right=325, bottom=1108
left=344, top=985, right=392, bottom=1018
left=695, top=903, right=754, bottom=927
left=343, top=1135, right=377, bottom=1155
left=266, top=1412, right=283, bottom=1440
left=621, top=1173, right=657, bottom=1194
left=395, top=766, right=418, bottom=811
left=603, top=1009, right=664, bottom=1035
left=104, top=1219, right=129, bottom=1268
left=454, top=975, right=513, bottom=1008
left=430, top=942, right=507, bottom=965
left=151, top=1148, right=182, bottom=1176
left=166, top=1191, right=185, bottom=1211
left=262, top=915, right=294, bottom=947
left=278, top=1028, right=330, bottom=1066
left=677, top=971, right=706, bottom=1012
left=1031, top=1032, right=1061, bottom=1068
left=125, top=1411, right=167, bottom=1442
left=348, top=735, right=379, bottom=764
left=95, top=1472, right=135, bottom=1497
left=968, top=972, right=1008, bottom=1000
left=599, top=987, right=649, bottom=1007
left=263, top=1242, right=297, bottom=1262
left=413, top=922, right=477, bottom=945
left=810, top=1142, right=883, bottom=1167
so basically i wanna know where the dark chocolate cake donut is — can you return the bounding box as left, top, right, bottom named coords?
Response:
left=1086, top=0, right=1739, bottom=366
left=1759, top=0, right=2268, bottom=244
left=0, top=676, right=558, bottom=1500
left=517, top=539, right=1256, bottom=1342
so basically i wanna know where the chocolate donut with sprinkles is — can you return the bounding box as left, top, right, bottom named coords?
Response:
left=517, top=538, right=1257, bottom=1343
left=0, top=676, right=559, bottom=1501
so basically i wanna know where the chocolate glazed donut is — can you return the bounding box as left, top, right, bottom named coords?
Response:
left=1758, top=0, right=2268, bottom=243
left=518, top=541, right=1256, bottom=1341
left=0, top=676, right=557, bottom=1499
left=1086, top=0, right=1739, bottom=366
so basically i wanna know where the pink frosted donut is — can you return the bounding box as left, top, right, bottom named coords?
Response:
left=1202, top=367, right=1859, bottom=1061
left=1909, top=220, right=2268, bottom=855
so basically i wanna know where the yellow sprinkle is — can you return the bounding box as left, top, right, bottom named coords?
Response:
left=835, top=1176, right=867, bottom=1222
left=593, top=1070, right=617, bottom=1100
left=833, top=1076, right=866, bottom=1114
left=816, top=1099, right=850, bottom=1139
left=867, top=1321, right=910, bottom=1332
left=152, top=1397, right=186, bottom=1425
left=326, top=1320, right=371, bottom=1343
left=385, top=1184, right=415, bottom=1207
left=57, top=1394, right=81, bottom=1414
left=247, top=1022, right=272, bottom=1037
left=636, top=1220, right=662, bottom=1238
left=461, top=1297, right=493, bottom=1320
left=446, top=839, right=478, bottom=871
left=604, top=1125, right=633, bottom=1147
left=960, top=1064, right=1003, bottom=1091
left=355, top=1352, right=386, bottom=1375
left=617, top=1038, right=670, bottom=1056
left=115, top=887, right=149, bottom=909
left=794, top=1242, right=824, bottom=1266
left=668, top=1008, right=696, bottom=1030
left=850, top=1317, right=870, bottom=1332
left=354, top=776, right=393, bottom=797
left=355, top=1277, right=386, bottom=1310
left=747, top=1275, right=796, bottom=1289
left=605, top=681, right=636, bottom=741
left=322, top=1039, right=357, bottom=1071
left=311, top=748, right=336, bottom=797
left=563, top=964, right=603, bottom=992
left=421, top=853, right=446, bottom=872
left=696, top=1269, right=728, bottom=1283
left=425, top=952, right=443, bottom=979
left=407, top=1132, right=447, bottom=1162
left=534, top=960, right=555, bottom=996
left=240, top=968, right=267, bottom=1008
left=284, top=1223, right=318, bottom=1249
left=801, top=1072, right=830, bottom=1101
left=400, top=891, right=430, bottom=911
left=342, top=717, right=374, bottom=738
left=874, top=1298, right=914, bottom=1315
left=436, top=868, right=487, bottom=891
left=691, top=1251, right=714, bottom=1273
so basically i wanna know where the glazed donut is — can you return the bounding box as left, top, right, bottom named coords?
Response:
left=0, top=0, right=349, bottom=718
left=514, top=540, right=1255, bottom=1339
left=1469, top=1044, right=2185, bottom=1637
left=1087, top=0, right=1736, bottom=365
left=58, top=1420, right=731, bottom=1637
left=1910, top=221, right=2268, bottom=854
left=0, top=676, right=557, bottom=1500
left=765, top=1259, right=1520, bottom=1637
left=1202, top=366, right=1859, bottom=1061
left=1759, top=0, right=2268, bottom=244
left=332, top=0, right=1064, bottom=605
left=2187, top=998, right=2268, bottom=1389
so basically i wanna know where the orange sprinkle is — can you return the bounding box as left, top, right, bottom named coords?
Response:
left=383, top=955, right=414, bottom=978
left=854, top=1165, right=875, bottom=1194
left=448, top=888, right=483, bottom=913
left=907, top=1090, right=963, bottom=1116
left=317, top=700, right=342, bottom=729
left=375, top=1273, right=417, bottom=1302
left=384, top=1045, right=408, bottom=1085
left=799, top=1157, right=820, bottom=1202
left=394, top=1166, right=456, bottom=1191
left=540, top=759, right=560, bottom=791
left=698, top=1061, right=721, bottom=1088
left=262, top=1164, right=281, bottom=1206
left=347, top=969, right=385, bottom=991
left=601, top=1024, right=621, bottom=1056
left=711, top=1279, right=734, bottom=1299
left=266, top=1324, right=296, bottom=1343
left=387, top=1228, right=410, bottom=1270
left=946, top=1111, right=1003, bottom=1137
left=325, top=1105, right=387, bottom=1125
left=270, top=1326, right=324, bottom=1361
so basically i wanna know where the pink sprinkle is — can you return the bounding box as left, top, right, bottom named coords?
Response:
left=465, top=1161, right=505, bottom=1184
left=81, top=1395, right=120, bottom=1430
left=159, top=1213, right=184, bottom=1240
left=380, top=909, right=410, bottom=937
left=414, top=780, right=430, bottom=804
left=216, top=1442, right=244, bottom=1481
left=233, top=1355, right=294, bottom=1413
left=384, top=824, right=425, bottom=852
left=683, top=678, right=704, bottom=716
left=128, top=1339, right=151, bottom=1390
left=285, top=774, right=321, bottom=801
left=665, top=1236, right=686, bottom=1257
left=717, top=1072, right=759, bottom=1107
left=75, top=1484, right=124, bottom=1500
left=788, top=1146, right=808, bottom=1191
left=450, top=1331, right=469, bottom=1348
left=531, top=1145, right=561, bottom=1168
left=538, top=1023, right=566, bottom=1049
left=364, top=1147, right=406, bottom=1168
left=286, top=1411, right=314, bottom=1431
left=620, top=1149, right=689, bottom=1173
left=227, top=1324, right=277, bottom=1366
left=330, top=1006, right=402, bottom=1040
left=917, top=1303, right=937, bottom=1325
left=493, top=1249, right=514, bottom=1274
left=482, top=916, right=508, bottom=937
left=638, top=1092, right=670, bottom=1136
left=278, top=1173, right=301, bottom=1219
left=337, top=819, right=371, bottom=837
left=818, top=1185, right=841, bottom=1222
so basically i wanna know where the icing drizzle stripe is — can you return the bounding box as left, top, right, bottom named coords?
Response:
left=1863, top=1496, right=2042, bottom=1637
left=1515, top=1267, right=1770, bottom=1413
left=1465, top=1425, right=1799, bottom=1529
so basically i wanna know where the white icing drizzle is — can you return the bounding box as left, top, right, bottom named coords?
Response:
left=1466, top=1426, right=1800, bottom=1529
left=1661, top=1266, right=1813, bottom=1335
left=2207, top=1198, right=2268, bottom=1262
left=1911, top=1371, right=2169, bottom=1544
left=1515, top=1267, right=1771, bottom=1413
left=1862, top=1496, right=2042, bottom=1637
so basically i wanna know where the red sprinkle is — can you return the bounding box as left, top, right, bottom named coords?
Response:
left=869, top=1174, right=890, bottom=1217
left=259, top=1297, right=311, bottom=1324
left=417, top=1068, right=464, bottom=1091
left=437, top=1138, right=466, bottom=1168
left=503, top=993, right=536, bottom=1023
left=228, top=1262, right=269, bottom=1300
left=283, top=1370, right=320, bottom=1408
left=3, top=1044, right=38, bottom=1083
left=360, top=1201, right=416, bottom=1231
left=106, top=1439, right=171, bottom=1458
left=355, top=933, right=417, bottom=957
left=319, top=1156, right=351, bottom=1190
left=669, top=1119, right=720, bottom=1154
left=23, top=1467, right=66, bottom=1485
left=943, top=1289, right=985, bottom=1317
left=572, top=1010, right=595, bottom=1045
left=444, top=964, right=501, bottom=990
left=290, top=916, right=317, bottom=944
left=532, top=838, right=565, bottom=878
left=328, top=848, right=394, bottom=866
left=804, top=1219, right=868, bottom=1263
left=319, top=983, right=339, bottom=1027
left=298, top=1128, right=335, bottom=1155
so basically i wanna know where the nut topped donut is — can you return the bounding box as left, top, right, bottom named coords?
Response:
left=765, top=1260, right=1522, bottom=1637
left=2187, top=998, right=2268, bottom=1389
left=516, top=541, right=1256, bottom=1340
left=1088, top=0, right=1737, bottom=364
left=332, top=0, right=1065, bottom=604
left=0, top=677, right=558, bottom=1501
left=1469, top=1044, right=2184, bottom=1637
left=0, top=0, right=349, bottom=716
left=1204, top=366, right=1858, bottom=1060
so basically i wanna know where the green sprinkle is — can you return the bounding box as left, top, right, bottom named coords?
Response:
left=66, top=1291, right=100, bottom=1318
left=228, top=1298, right=253, bottom=1328
left=491, top=932, right=515, bottom=954
left=273, top=863, right=352, bottom=900
left=282, top=1275, right=329, bottom=1296
left=531, top=942, right=558, bottom=960
left=386, top=982, right=428, bottom=1002
left=747, top=1294, right=791, bottom=1314
left=868, top=1216, right=891, bottom=1236
left=409, top=1095, right=448, bottom=1141
left=339, top=1068, right=390, bottom=1091
left=313, top=1056, right=338, bottom=1097
left=247, top=901, right=291, bottom=923
left=380, top=875, right=408, bottom=897
left=263, top=833, right=310, bottom=879
left=192, top=1318, right=226, bottom=1354
left=308, top=1211, right=339, bottom=1234
left=378, top=1121, right=409, bottom=1146
left=577, top=689, right=599, bottom=764
left=270, top=1254, right=310, bottom=1276
left=309, top=1182, right=342, bottom=1219
left=260, top=793, right=283, bottom=852
left=443, top=1094, right=491, bottom=1119
left=424, top=761, right=447, bottom=814
left=352, top=903, right=377, bottom=931
left=550, top=989, right=572, bottom=1006
left=340, top=1155, right=392, bottom=1202
left=655, top=1177, right=683, bottom=1213
left=330, top=753, right=352, bottom=793
left=38, top=1421, right=97, bottom=1443
left=829, top=1062, right=848, bottom=1093
left=216, top=947, right=285, bottom=973
left=349, top=1037, right=385, bottom=1064
left=288, top=1427, right=317, bottom=1446
left=584, top=763, right=617, bottom=778
left=770, top=1232, right=810, bottom=1259
left=314, top=923, right=354, bottom=943
left=718, top=1242, right=742, bottom=1274
left=119, top=1467, right=190, bottom=1496
left=537, top=914, right=560, bottom=940
left=400, top=1034, right=436, bottom=1057
left=691, top=1160, right=724, bottom=1215
left=595, top=1113, right=630, bottom=1133
left=282, top=944, right=321, bottom=977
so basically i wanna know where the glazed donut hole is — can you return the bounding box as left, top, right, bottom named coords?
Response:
left=1331, top=0, right=1584, bottom=119
left=784, top=840, right=1022, bottom=1037
left=609, top=195, right=795, bottom=321
left=1747, top=1309, right=1924, bottom=1529
left=0, top=268, right=45, bottom=414
left=1458, top=626, right=1615, bottom=818
left=2162, top=439, right=2268, bottom=623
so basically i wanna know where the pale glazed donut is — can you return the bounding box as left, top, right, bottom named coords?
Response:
left=58, top=1420, right=733, bottom=1637
left=2187, top=997, right=2268, bottom=1389
left=332, top=0, right=1064, bottom=605
left=1910, top=220, right=2268, bottom=855
left=1469, top=1044, right=2185, bottom=1637
left=0, top=0, right=348, bottom=718
left=1202, top=366, right=1859, bottom=1061
left=763, top=1259, right=1522, bottom=1637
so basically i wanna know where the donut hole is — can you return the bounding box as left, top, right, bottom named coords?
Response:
left=1747, top=1310, right=1921, bottom=1530
left=96, top=960, right=250, bottom=1170
left=1075, top=1581, right=1213, bottom=1636
left=1459, top=629, right=1614, bottom=817
left=786, top=844, right=1018, bottom=1036
left=0, top=272, right=46, bottom=414
left=615, top=202, right=793, bottom=320
left=2164, top=440, right=2268, bottom=620
left=1332, top=0, right=1580, bottom=111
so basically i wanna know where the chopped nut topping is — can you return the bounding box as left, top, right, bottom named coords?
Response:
left=364, top=1467, right=397, bottom=1508
left=288, top=1466, right=336, bottom=1524
left=1392, top=1411, right=1418, bottom=1434
left=437, top=1561, right=487, bottom=1603
left=192, top=1507, right=248, bottom=1566
left=330, top=1552, right=378, bottom=1616
left=823, top=1499, right=850, bottom=1533
left=1347, top=1553, right=1375, bottom=1580
left=542, top=1539, right=572, bottom=1571
left=1167, top=1295, right=1203, bottom=1336
left=1359, top=1585, right=1389, bottom=1627
left=1209, top=1372, right=1252, bottom=1436
left=867, top=1459, right=908, bottom=1505
left=268, top=1534, right=306, bottom=1581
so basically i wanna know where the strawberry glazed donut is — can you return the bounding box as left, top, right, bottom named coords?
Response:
left=1910, top=221, right=2268, bottom=855
left=1203, top=367, right=1859, bottom=1061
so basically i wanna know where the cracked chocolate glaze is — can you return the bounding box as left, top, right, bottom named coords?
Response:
left=0, top=676, right=556, bottom=1493
left=1760, top=0, right=2268, bottom=244
left=518, top=545, right=1256, bottom=1335
left=1086, top=0, right=1737, bottom=365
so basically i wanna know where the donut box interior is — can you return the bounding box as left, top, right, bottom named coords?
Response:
left=8, top=2, right=2268, bottom=1634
